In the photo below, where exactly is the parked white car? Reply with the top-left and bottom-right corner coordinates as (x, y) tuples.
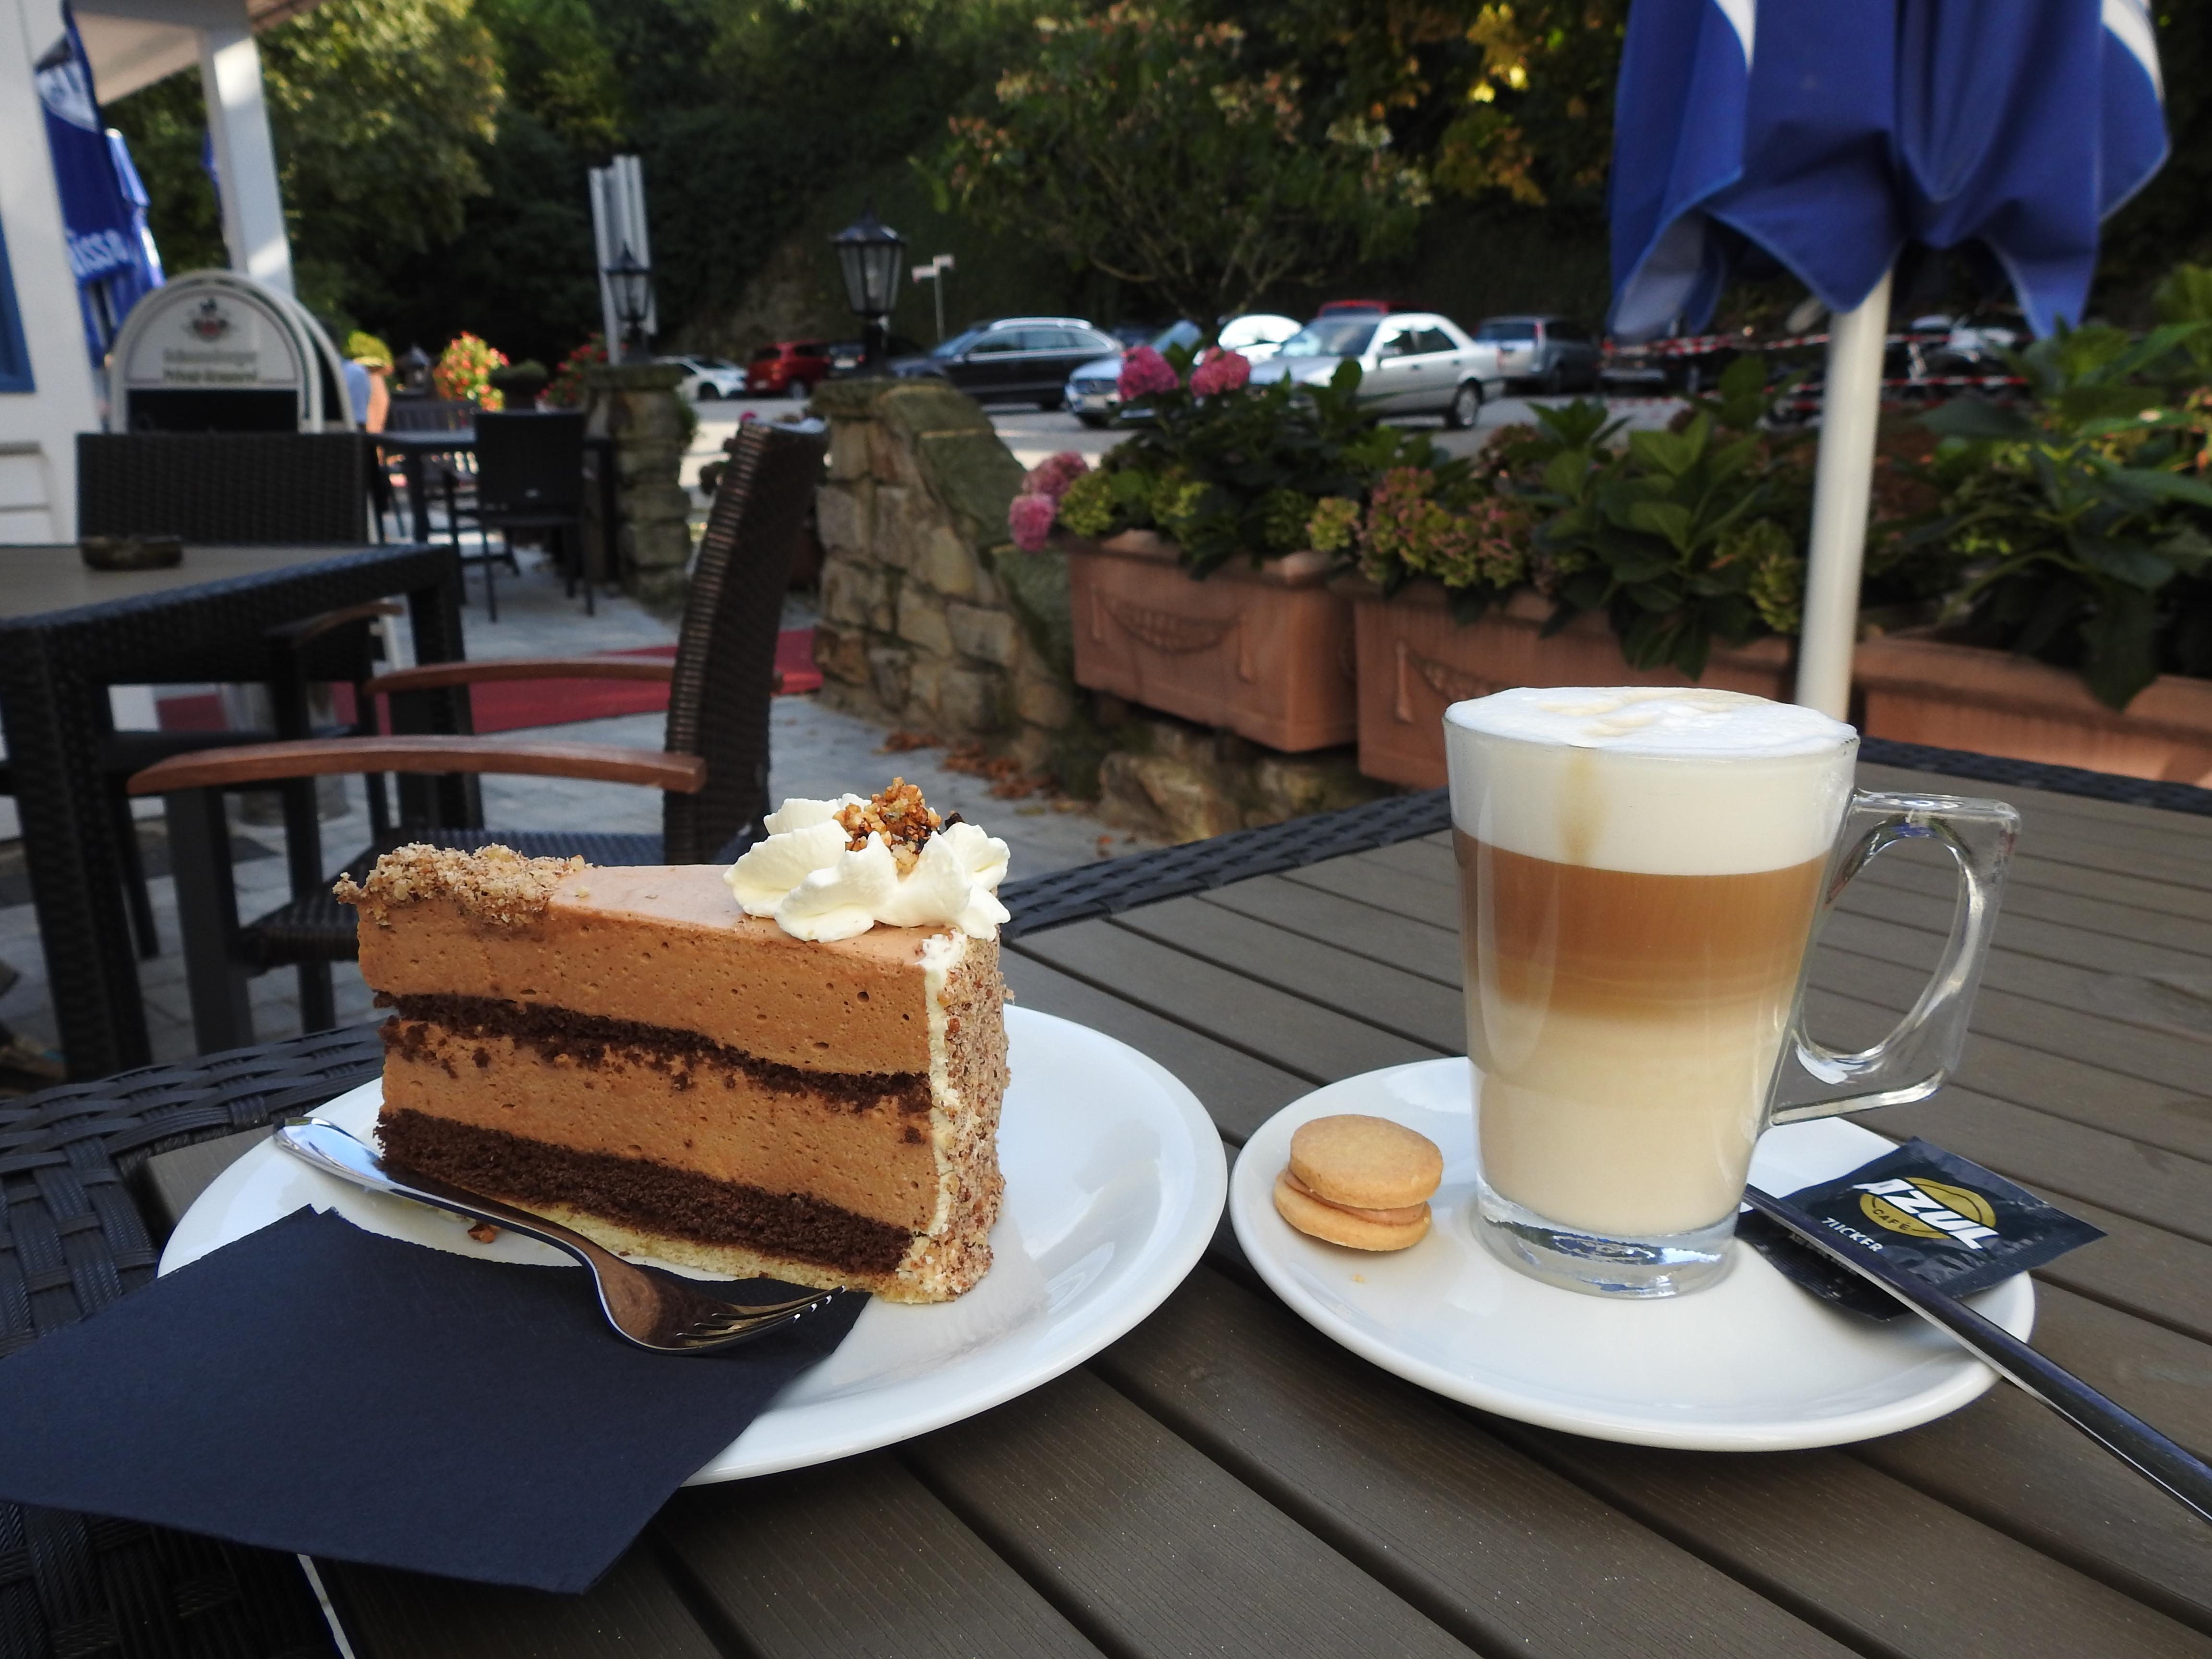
(661, 355), (747, 401)
(1063, 314), (1305, 426)
(1246, 313), (1504, 428)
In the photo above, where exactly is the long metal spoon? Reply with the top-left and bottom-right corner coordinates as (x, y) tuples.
(1743, 1183), (2212, 1524)
(276, 1118), (841, 1353)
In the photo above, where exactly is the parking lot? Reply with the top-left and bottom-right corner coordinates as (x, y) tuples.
(685, 388), (1690, 483)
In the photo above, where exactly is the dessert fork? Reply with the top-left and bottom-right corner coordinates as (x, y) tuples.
(275, 1119), (842, 1353)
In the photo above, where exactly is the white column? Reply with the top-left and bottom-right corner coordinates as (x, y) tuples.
(1793, 267), (1893, 720)
(197, 18), (292, 295)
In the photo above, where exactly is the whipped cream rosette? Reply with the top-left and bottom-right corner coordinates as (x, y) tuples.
(725, 792), (1012, 943)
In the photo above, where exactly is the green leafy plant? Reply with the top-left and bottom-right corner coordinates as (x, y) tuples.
(1063, 353), (1437, 573)
(1525, 357), (1818, 676)
(1900, 321), (2212, 709)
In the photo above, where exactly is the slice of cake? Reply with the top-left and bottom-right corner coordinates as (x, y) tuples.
(336, 783), (1011, 1303)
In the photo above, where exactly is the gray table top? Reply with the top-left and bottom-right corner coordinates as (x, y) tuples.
(0, 543), (399, 622)
(151, 759), (2212, 1657)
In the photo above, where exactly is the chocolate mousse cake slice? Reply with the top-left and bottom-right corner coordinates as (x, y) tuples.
(337, 825), (1009, 1303)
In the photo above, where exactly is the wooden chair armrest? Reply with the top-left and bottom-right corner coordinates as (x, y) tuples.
(128, 737), (703, 796)
(362, 657), (675, 697)
(266, 600), (406, 649)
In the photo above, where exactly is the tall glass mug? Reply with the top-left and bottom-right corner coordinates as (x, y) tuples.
(1446, 687), (2016, 1298)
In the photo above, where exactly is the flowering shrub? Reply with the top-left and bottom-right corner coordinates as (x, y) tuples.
(1359, 468), (1530, 597)
(1117, 346), (1179, 402)
(434, 332), (507, 410)
(543, 335), (607, 409)
(1009, 492), (1059, 552)
(1305, 496), (1361, 554)
(1023, 451), (1090, 500)
(1055, 469), (1120, 537)
(1190, 349), (1251, 397)
(1044, 349), (1435, 572)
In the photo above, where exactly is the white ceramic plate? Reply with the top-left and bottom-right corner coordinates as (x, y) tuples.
(163, 1006), (1227, 1482)
(1230, 1058), (2030, 1451)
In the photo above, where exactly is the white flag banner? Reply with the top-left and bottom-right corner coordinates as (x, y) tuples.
(588, 155), (655, 353)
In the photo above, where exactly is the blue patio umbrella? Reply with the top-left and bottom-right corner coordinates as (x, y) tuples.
(35, 7), (164, 367)
(1606, 0), (2167, 713)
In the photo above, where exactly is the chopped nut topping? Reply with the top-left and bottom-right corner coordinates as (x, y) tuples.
(837, 778), (943, 875)
(466, 1221), (500, 1244)
(334, 843), (583, 927)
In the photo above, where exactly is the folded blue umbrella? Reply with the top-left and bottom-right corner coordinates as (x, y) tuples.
(1610, 0), (2168, 341)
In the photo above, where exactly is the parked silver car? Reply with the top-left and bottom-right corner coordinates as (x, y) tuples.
(661, 354), (748, 401)
(1063, 314), (1304, 427)
(1474, 315), (1602, 394)
(1245, 313), (1504, 427)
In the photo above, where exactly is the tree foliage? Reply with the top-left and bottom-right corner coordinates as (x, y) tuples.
(109, 0), (502, 327)
(936, 4), (1429, 323)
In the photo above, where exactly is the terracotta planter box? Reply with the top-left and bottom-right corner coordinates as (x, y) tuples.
(1856, 632), (2212, 786)
(1063, 531), (1357, 752)
(1344, 579), (1794, 788)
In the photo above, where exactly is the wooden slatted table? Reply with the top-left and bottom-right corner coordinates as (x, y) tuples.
(228, 760), (2212, 1655)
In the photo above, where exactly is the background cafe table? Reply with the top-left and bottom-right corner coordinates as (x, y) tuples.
(379, 428), (621, 578)
(0, 541), (472, 1080)
(14, 745), (2212, 1659)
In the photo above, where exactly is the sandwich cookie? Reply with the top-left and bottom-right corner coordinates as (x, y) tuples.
(1274, 1114), (1443, 1251)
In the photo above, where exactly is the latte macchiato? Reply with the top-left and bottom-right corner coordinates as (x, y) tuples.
(1446, 687), (1857, 1289)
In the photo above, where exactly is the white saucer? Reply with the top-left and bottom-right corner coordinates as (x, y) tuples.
(163, 1006), (1227, 1483)
(1230, 1058), (2029, 1451)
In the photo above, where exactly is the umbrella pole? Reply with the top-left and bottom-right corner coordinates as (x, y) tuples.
(1794, 266), (1894, 719)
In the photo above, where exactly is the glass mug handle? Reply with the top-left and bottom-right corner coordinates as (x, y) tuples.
(1767, 790), (2019, 1125)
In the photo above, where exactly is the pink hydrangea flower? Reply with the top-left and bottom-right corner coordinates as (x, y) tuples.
(1008, 491), (1058, 552)
(1190, 349), (1251, 397)
(1117, 346), (1180, 401)
(1023, 450), (1089, 501)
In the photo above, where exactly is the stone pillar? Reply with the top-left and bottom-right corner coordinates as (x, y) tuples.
(811, 378), (1086, 778)
(584, 362), (692, 606)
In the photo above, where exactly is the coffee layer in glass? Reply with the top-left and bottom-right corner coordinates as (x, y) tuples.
(1446, 687), (1857, 1294)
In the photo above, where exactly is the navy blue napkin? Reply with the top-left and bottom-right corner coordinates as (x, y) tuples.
(0, 1209), (865, 1591)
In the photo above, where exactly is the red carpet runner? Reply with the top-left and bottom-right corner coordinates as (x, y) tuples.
(157, 629), (821, 736)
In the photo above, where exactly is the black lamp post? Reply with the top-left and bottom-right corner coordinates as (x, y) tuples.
(605, 243), (653, 363)
(832, 205), (905, 372)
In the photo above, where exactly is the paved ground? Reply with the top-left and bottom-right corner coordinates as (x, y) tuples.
(0, 554), (1152, 1074)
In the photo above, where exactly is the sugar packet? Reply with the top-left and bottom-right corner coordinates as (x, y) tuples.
(1736, 1139), (2104, 1319)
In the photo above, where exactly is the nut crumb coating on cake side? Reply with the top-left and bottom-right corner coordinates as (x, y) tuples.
(335, 843), (582, 929)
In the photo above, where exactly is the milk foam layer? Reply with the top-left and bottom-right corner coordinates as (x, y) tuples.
(1445, 687), (1856, 875)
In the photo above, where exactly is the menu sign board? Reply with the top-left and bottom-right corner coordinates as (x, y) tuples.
(118, 285), (303, 394)
(107, 271), (351, 432)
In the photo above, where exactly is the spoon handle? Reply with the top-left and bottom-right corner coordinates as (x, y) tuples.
(1743, 1185), (2212, 1526)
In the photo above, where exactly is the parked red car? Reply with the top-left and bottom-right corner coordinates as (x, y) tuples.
(745, 340), (832, 398)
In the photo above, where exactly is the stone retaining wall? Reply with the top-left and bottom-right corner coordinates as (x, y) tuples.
(584, 362), (693, 606)
(810, 378), (1084, 777)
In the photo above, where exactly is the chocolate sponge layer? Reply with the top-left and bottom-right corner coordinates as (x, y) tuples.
(379, 1108), (913, 1275)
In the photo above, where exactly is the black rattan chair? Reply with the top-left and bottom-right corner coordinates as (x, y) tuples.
(441, 411), (587, 620)
(77, 433), (374, 545)
(42, 432), (384, 952)
(128, 421), (828, 1054)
